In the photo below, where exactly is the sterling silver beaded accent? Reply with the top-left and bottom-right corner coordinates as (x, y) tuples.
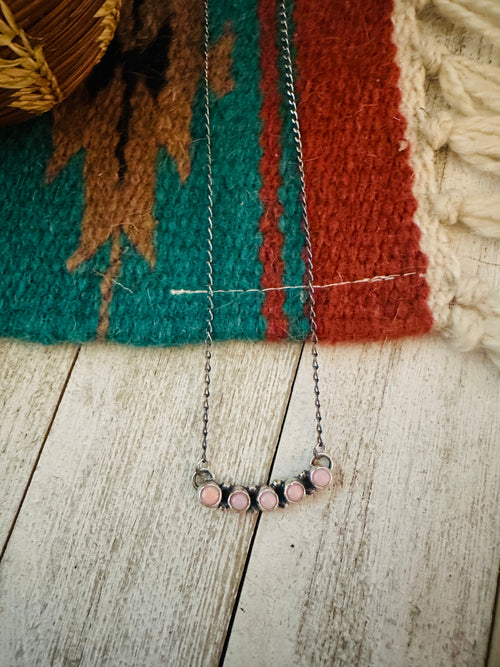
(193, 454), (338, 513)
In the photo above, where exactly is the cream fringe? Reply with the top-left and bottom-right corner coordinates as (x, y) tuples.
(395, 0), (500, 369)
(422, 111), (500, 175)
(432, 191), (500, 239)
(416, 30), (500, 115)
(415, 0), (500, 46)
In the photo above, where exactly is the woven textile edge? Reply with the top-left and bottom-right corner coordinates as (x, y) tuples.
(393, 0), (500, 369)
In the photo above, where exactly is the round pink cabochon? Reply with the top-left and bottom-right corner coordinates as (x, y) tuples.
(311, 467), (332, 488)
(259, 489), (278, 510)
(199, 483), (221, 507)
(285, 481), (305, 502)
(229, 490), (250, 511)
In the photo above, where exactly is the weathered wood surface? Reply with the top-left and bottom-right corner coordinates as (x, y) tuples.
(225, 337), (500, 666)
(0, 342), (77, 552)
(2, 337), (497, 667)
(0, 334), (498, 667)
(0, 342), (301, 666)
(490, 595), (500, 667)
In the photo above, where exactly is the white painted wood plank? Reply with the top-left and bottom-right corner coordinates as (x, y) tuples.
(488, 591), (500, 667)
(224, 336), (500, 666)
(0, 341), (77, 551)
(0, 341), (301, 667)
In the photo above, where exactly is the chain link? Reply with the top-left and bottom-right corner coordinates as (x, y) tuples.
(198, 0), (325, 475)
(278, 0), (325, 454)
(200, 0), (214, 470)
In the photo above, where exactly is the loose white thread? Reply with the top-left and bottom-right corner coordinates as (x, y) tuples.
(169, 271), (424, 296)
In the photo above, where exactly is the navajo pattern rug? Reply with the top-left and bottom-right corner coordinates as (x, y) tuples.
(0, 0), (498, 362)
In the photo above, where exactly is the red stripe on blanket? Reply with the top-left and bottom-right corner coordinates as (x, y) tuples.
(294, 0), (433, 342)
(258, 0), (288, 340)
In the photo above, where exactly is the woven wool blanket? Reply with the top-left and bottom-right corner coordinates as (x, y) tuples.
(0, 0), (499, 365)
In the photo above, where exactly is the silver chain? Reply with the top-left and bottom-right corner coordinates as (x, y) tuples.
(277, 0), (324, 456)
(198, 0), (324, 477)
(200, 0), (214, 469)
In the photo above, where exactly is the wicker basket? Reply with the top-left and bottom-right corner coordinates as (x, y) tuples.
(0, 0), (121, 126)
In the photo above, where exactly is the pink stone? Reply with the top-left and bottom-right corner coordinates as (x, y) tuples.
(199, 483), (221, 508)
(310, 466), (332, 488)
(229, 489), (250, 511)
(258, 488), (278, 511)
(285, 480), (305, 503)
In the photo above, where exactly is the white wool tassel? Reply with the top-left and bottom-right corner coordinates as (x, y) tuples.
(432, 190), (500, 238)
(424, 0), (500, 47)
(449, 307), (500, 368)
(417, 32), (500, 116)
(440, 57), (500, 115)
(447, 277), (500, 369)
(422, 110), (500, 175)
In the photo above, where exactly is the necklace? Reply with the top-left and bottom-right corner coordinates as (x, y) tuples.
(193, 0), (338, 512)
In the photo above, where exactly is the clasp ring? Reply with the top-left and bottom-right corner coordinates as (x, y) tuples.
(311, 452), (332, 469)
(192, 466), (214, 490)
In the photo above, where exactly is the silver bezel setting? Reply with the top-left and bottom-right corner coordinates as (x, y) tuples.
(228, 486), (251, 512)
(198, 481), (222, 508)
(256, 486), (279, 511)
(284, 478), (306, 503)
(308, 465), (333, 489)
